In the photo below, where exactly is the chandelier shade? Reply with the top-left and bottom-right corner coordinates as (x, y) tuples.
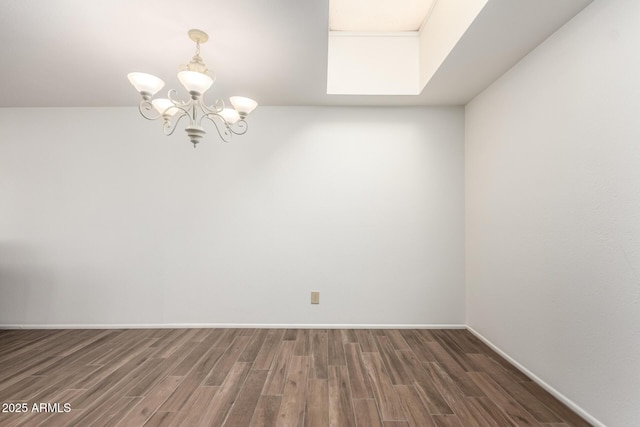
(220, 108), (240, 124)
(128, 29), (257, 147)
(151, 98), (178, 116)
(177, 71), (214, 96)
(230, 96), (259, 118)
(127, 73), (165, 100)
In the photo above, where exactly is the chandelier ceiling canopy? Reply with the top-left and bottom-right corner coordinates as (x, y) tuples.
(128, 29), (257, 147)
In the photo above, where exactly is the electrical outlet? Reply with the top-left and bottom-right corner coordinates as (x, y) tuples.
(311, 291), (320, 304)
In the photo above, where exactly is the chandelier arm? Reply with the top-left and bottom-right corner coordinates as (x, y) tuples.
(228, 119), (248, 136)
(138, 100), (163, 121)
(162, 111), (189, 137)
(201, 113), (233, 142)
(199, 97), (224, 114)
(167, 89), (189, 107)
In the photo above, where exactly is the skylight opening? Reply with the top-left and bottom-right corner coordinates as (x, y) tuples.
(327, 0), (488, 96)
(329, 0), (436, 32)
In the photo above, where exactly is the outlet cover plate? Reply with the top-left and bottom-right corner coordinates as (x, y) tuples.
(311, 291), (320, 304)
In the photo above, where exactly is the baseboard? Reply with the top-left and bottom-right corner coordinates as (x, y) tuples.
(466, 326), (604, 427)
(0, 323), (467, 330)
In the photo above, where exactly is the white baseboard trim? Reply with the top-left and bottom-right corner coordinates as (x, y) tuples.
(466, 326), (604, 427)
(0, 323), (467, 330)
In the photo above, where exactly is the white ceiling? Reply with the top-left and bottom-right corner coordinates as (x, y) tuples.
(0, 0), (593, 108)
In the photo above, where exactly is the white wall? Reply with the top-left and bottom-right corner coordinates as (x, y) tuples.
(0, 106), (465, 327)
(465, 0), (640, 425)
(327, 32), (419, 95)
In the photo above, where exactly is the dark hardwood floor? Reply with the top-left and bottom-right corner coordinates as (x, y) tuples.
(0, 328), (591, 426)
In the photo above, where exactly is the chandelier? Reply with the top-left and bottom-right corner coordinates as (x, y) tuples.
(127, 29), (258, 147)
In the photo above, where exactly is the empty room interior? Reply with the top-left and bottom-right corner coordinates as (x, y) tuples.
(1, 0), (639, 426)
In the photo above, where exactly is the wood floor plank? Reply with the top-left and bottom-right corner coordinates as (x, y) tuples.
(30, 364), (101, 402)
(0, 354), (60, 391)
(420, 362), (504, 427)
(396, 350), (453, 415)
(0, 330), (72, 367)
(305, 378), (329, 427)
(250, 395), (282, 427)
(385, 330), (410, 351)
(400, 330), (437, 362)
(294, 329), (311, 356)
(283, 329), (298, 341)
(395, 385), (437, 427)
(262, 341), (296, 396)
(254, 329), (286, 371)
(355, 329), (379, 353)
(69, 347), (157, 412)
(142, 410), (177, 427)
(383, 421), (410, 427)
(125, 355), (182, 397)
(116, 375), (182, 426)
(467, 353), (563, 423)
(353, 399), (383, 427)
(38, 408), (84, 427)
(376, 336), (413, 385)
(340, 329), (358, 344)
(91, 396), (142, 427)
(0, 376), (47, 401)
(425, 342), (485, 397)
(31, 330), (115, 373)
(239, 329), (269, 363)
(463, 396), (516, 427)
(441, 330), (482, 354)
(203, 335), (251, 386)
(275, 355), (310, 427)
(211, 328), (242, 349)
(191, 328), (213, 342)
(201, 328), (225, 346)
(344, 343), (373, 399)
(462, 333), (532, 383)
(223, 369), (269, 427)
(200, 362), (252, 426)
(153, 328), (198, 358)
(519, 381), (592, 427)
(431, 330), (477, 372)
(188, 345), (227, 382)
(169, 340), (211, 377)
(361, 353), (406, 422)
(327, 329), (346, 366)
(311, 332), (328, 379)
(158, 375), (201, 413)
(328, 365), (356, 427)
(433, 414), (464, 427)
(468, 371), (541, 426)
(173, 386), (219, 427)
(72, 339), (156, 390)
(160, 344), (228, 413)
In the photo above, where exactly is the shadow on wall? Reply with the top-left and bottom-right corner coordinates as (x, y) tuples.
(0, 242), (53, 325)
